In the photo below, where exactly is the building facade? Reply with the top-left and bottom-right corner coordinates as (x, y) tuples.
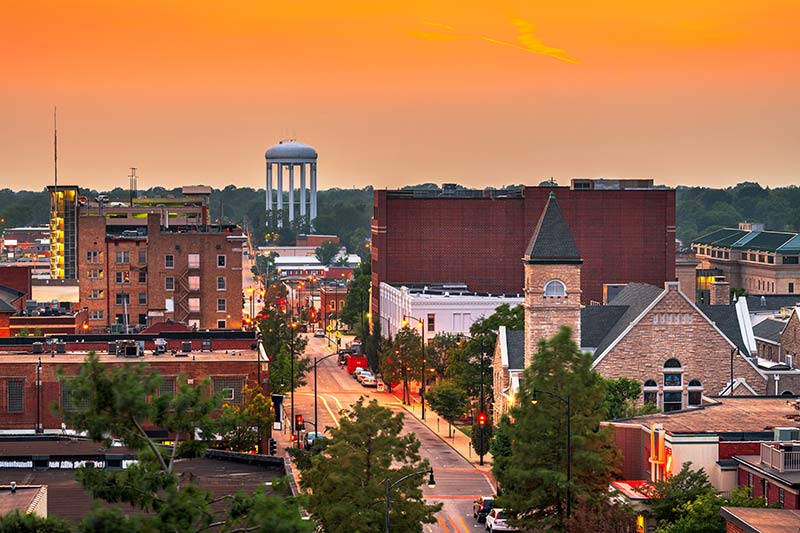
(371, 180), (676, 322)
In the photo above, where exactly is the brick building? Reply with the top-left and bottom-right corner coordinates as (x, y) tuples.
(0, 336), (263, 434)
(320, 285), (349, 329)
(692, 222), (800, 295)
(371, 181), (676, 321)
(79, 212), (244, 332)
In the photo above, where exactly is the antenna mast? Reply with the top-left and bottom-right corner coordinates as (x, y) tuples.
(129, 167), (138, 204)
(53, 107), (58, 189)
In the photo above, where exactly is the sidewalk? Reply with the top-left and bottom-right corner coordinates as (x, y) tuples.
(391, 390), (494, 473)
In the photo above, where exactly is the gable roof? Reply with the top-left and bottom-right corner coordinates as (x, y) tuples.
(745, 295), (800, 312)
(581, 305), (628, 348)
(0, 298), (17, 314)
(523, 192), (582, 264)
(591, 283), (664, 356)
(752, 318), (787, 343)
(506, 330), (525, 370)
(697, 304), (750, 354)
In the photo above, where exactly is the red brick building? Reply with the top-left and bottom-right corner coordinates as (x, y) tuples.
(0, 265), (32, 310)
(79, 213), (244, 332)
(371, 181), (676, 320)
(320, 285), (349, 329)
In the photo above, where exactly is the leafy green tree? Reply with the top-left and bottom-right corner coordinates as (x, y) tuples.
(643, 462), (716, 525)
(426, 380), (469, 437)
(566, 496), (636, 533)
(56, 352), (310, 532)
(302, 398), (441, 532)
(340, 260), (370, 330)
(471, 413), (493, 456)
(215, 383), (273, 452)
(657, 486), (771, 533)
(379, 326), (424, 404)
(0, 511), (72, 532)
(314, 240), (340, 266)
(494, 326), (620, 532)
(259, 310), (310, 395)
(603, 377), (659, 420)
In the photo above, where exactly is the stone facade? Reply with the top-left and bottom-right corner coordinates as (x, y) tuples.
(782, 310), (800, 363)
(523, 263), (581, 367)
(593, 283), (767, 404)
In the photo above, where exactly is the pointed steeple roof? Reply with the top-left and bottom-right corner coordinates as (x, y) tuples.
(524, 192), (582, 264)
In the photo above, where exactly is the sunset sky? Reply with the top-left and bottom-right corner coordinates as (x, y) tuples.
(2, 0), (798, 191)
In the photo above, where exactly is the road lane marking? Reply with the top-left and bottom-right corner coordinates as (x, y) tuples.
(319, 395), (340, 428)
(437, 517), (450, 533)
(456, 515), (470, 533)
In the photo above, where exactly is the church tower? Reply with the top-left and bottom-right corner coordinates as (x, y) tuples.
(523, 192), (583, 366)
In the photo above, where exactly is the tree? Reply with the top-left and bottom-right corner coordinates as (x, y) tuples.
(426, 381), (469, 437)
(56, 352), (310, 532)
(656, 485), (772, 533)
(643, 462), (716, 525)
(259, 310), (311, 395)
(379, 326), (424, 405)
(302, 398), (441, 532)
(340, 260), (370, 330)
(314, 240), (340, 267)
(471, 413), (493, 456)
(0, 511), (72, 532)
(494, 326), (620, 532)
(215, 383), (273, 452)
(603, 377), (659, 420)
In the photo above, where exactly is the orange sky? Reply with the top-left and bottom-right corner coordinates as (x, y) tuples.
(1, 0), (798, 191)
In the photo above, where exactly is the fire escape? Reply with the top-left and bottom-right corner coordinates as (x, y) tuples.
(174, 258), (201, 326)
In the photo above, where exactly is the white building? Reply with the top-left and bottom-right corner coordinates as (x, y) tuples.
(379, 282), (523, 339)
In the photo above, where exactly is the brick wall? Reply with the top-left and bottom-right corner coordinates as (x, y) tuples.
(594, 284), (767, 401)
(0, 358), (261, 432)
(0, 266), (32, 309)
(782, 311), (800, 364)
(371, 187), (676, 320)
(524, 263), (581, 367)
(612, 424), (650, 480)
(719, 442), (762, 460)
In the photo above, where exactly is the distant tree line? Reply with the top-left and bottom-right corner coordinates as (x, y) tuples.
(4, 182), (800, 252)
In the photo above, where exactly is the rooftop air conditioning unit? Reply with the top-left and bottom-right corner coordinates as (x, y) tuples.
(774, 427), (800, 441)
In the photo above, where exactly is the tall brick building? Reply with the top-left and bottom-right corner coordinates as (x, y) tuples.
(371, 181), (675, 321)
(77, 190), (244, 332)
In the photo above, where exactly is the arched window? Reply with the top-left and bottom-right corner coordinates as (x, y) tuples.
(664, 358), (682, 369)
(544, 280), (567, 297)
(643, 380), (658, 405)
(662, 359), (683, 411)
(688, 379), (703, 406)
(781, 390), (795, 397)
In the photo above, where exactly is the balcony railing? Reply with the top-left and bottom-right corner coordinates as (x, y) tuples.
(760, 442), (800, 472)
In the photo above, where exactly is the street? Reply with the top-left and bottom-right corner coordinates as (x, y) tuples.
(289, 334), (495, 533)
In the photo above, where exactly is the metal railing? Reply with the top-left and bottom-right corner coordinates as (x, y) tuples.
(760, 442), (800, 472)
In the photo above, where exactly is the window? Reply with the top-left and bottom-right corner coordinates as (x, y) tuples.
(747, 472), (753, 488)
(138, 313), (147, 325)
(784, 256), (799, 265)
(189, 254), (200, 269)
(139, 270), (147, 283)
(189, 298), (200, 312)
(217, 319), (227, 328)
(115, 271), (130, 284)
(138, 292), (147, 306)
(663, 359), (683, 388)
(217, 255), (226, 268)
(89, 310), (105, 320)
(115, 293), (130, 306)
(544, 279), (567, 297)
(86, 250), (103, 264)
(115, 313), (129, 325)
(213, 378), (243, 404)
(427, 313), (435, 332)
(165, 254), (174, 269)
(217, 276), (226, 290)
(159, 378), (175, 397)
(61, 381), (89, 413)
(165, 277), (174, 291)
(7, 380), (23, 413)
(217, 298), (227, 312)
(115, 251), (130, 264)
(762, 479), (768, 498)
(768, 255), (775, 264)
(643, 379), (658, 405)
(138, 250), (147, 264)
(688, 379), (703, 406)
(664, 373), (682, 387)
(779, 487), (785, 507)
(88, 269), (103, 279)
(663, 391), (683, 412)
(188, 276), (200, 291)
(89, 289), (105, 300)
(790, 283), (795, 294)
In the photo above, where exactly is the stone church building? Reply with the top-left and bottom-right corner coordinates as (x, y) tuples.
(494, 193), (800, 421)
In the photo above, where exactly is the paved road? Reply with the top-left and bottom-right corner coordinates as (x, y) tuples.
(291, 335), (495, 533)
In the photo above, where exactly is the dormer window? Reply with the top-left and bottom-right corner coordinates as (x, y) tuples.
(544, 280), (567, 297)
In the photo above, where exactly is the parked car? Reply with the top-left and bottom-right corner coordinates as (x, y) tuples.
(361, 375), (377, 387)
(305, 431), (325, 449)
(485, 509), (518, 532)
(473, 496), (495, 522)
(314, 329), (325, 338)
(353, 367), (370, 380)
(356, 371), (374, 384)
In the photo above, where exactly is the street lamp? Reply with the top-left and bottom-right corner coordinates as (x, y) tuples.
(403, 315), (426, 420)
(385, 468), (435, 532)
(729, 346), (740, 396)
(478, 337), (487, 466)
(290, 321), (298, 446)
(532, 388), (572, 519)
(36, 358), (42, 434)
(313, 352), (338, 437)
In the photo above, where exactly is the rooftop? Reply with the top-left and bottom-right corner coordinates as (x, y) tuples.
(0, 349), (258, 364)
(0, 485), (47, 517)
(617, 397), (800, 435)
(753, 318), (787, 343)
(721, 507), (800, 533)
(524, 192), (582, 264)
(693, 227), (800, 253)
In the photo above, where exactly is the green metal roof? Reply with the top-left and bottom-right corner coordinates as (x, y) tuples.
(730, 231), (796, 252)
(692, 228), (748, 247)
(777, 235), (800, 254)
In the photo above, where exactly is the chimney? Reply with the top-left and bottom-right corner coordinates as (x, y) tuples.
(710, 280), (731, 306)
(675, 256), (700, 302)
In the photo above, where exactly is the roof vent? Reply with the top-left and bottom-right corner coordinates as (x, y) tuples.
(761, 296), (767, 307)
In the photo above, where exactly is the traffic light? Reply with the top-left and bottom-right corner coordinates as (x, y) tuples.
(477, 412), (488, 426)
(294, 414), (304, 432)
(268, 438), (277, 455)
